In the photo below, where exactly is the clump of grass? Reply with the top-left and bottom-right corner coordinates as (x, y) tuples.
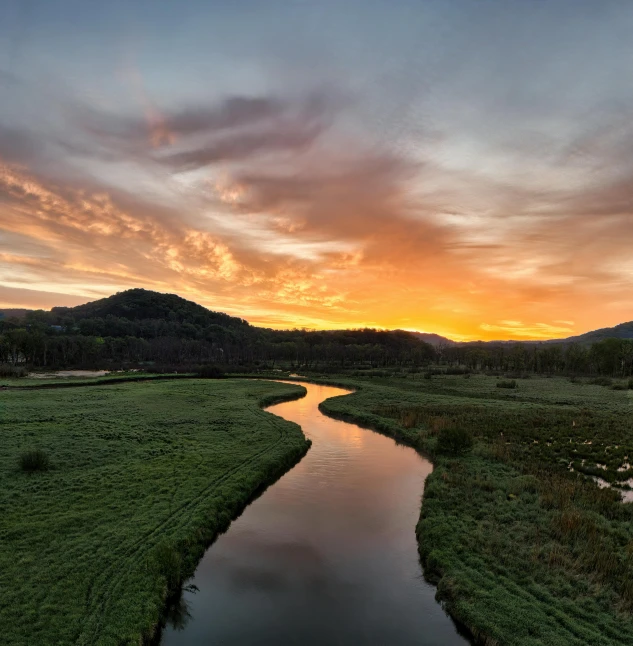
(436, 426), (473, 456)
(19, 449), (51, 473)
(497, 379), (517, 389)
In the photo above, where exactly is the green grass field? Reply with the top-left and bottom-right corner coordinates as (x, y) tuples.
(0, 378), (308, 645)
(318, 373), (633, 645)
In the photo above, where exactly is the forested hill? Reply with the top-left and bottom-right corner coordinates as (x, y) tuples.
(553, 321), (633, 345)
(51, 288), (249, 331)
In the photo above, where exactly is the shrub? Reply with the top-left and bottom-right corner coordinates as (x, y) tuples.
(19, 449), (51, 473)
(628, 378), (633, 390)
(497, 379), (517, 389)
(436, 426), (473, 456)
(196, 364), (225, 379)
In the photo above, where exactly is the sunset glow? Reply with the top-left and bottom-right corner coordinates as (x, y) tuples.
(1, 1), (632, 340)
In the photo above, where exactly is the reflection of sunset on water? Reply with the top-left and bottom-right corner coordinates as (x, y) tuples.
(162, 382), (466, 645)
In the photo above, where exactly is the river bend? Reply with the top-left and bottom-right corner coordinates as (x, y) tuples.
(162, 382), (467, 645)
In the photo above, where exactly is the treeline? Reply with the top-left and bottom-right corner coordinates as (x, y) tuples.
(0, 327), (435, 371)
(0, 289), (631, 377)
(442, 338), (633, 377)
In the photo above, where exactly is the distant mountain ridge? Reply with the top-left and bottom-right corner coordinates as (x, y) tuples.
(548, 321), (633, 345)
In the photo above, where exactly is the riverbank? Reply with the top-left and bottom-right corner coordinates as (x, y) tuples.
(1, 379), (309, 645)
(313, 373), (633, 645)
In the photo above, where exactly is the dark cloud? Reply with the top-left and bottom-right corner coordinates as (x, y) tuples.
(69, 91), (340, 167)
(166, 97), (285, 135)
(159, 120), (325, 171)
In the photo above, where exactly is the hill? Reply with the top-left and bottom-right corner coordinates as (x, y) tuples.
(549, 321), (633, 345)
(51, 288), (250, 331)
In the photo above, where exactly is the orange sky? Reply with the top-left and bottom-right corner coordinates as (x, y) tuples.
(1, 3), (633, 341)
(2, 152), (631, 341)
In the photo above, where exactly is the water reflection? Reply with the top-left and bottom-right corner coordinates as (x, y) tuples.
(164, 585), (197, 632)
(162, 383), (468, 645)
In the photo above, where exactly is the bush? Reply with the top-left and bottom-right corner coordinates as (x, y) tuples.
(436, 427), (473, 456)
(19, 450), (51, 473)
(497, 379), (517, 389)
(196, 364), (225, 379)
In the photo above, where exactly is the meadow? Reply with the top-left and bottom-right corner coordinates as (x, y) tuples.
(317, 372), (633, 645)
(0, 378), (309, 645)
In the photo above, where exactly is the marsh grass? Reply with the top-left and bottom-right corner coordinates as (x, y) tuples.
(318, 372), (633, 645)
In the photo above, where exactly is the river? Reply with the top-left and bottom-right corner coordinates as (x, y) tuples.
(162, 382), (468, 645)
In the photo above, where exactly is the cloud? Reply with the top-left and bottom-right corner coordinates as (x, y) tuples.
(2, 64), (633, 340)
(69, 91), (339, 168)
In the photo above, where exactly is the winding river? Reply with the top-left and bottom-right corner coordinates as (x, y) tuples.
(162, 382), (468, 645)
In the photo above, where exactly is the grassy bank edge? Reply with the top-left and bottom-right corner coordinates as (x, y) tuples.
(141, 380), (312, 645)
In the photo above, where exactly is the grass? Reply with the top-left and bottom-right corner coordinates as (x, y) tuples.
(0, 378), (309, 645)
(0, 371), (194, 388)
(314, 372), (633, 645)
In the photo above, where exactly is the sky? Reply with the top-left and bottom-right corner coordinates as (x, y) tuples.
(1, 0), (632, 340)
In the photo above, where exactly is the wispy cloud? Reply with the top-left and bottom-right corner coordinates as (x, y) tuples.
(1, 1), (633, 337)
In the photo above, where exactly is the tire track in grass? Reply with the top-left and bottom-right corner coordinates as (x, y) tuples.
(76, 393), (303, 644)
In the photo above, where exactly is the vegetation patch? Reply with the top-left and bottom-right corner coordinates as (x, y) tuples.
(317, 373), (633, 646)
(18, 449), (51, 473)
(436, 427), (473, 456)
(0, 378), (308, 645)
